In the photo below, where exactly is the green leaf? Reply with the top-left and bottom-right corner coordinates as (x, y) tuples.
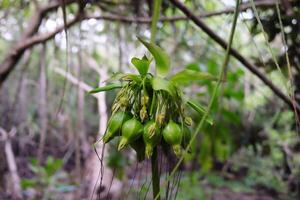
(187, 100), (213, 125)
(21, 179), (37, 189)
(170, 69), (218, 84)
(138, 37), (170, 77)
(186, 62), (200, 71)
(89, 84), (122, 94)
(30, 158), (38, 166)
(151, 77), (176, 96)
(131, 55), (151, 76)
(45, 157), (63, 176)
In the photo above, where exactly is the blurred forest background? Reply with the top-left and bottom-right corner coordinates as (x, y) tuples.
(0, 0), (300, 199)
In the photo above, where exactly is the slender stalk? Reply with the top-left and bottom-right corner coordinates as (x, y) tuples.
(151, 147), (160, 200)
(275, 1), (300, 131)
(150, 0), (162, 43)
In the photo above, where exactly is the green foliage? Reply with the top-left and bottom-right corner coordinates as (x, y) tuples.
(1, 0), (10, 8)
(21, 156), (76, 197)
(92, 38), (214, 160)
(89, 83), (122, 94)
(187, 100), (213, 125)
(170, 69), (218, 84)
(131, 55), (151, 76)
(151, 77), (176, 97)
(138, 37), (170, 77)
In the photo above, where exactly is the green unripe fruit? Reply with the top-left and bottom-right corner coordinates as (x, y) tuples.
(182, 125), (192, 153)
(162, 120), (182, 156)
(143, 121), (161, 158)
(118, 118), (143, 150)
(130, 138), (145, 162)
(102, 112), (131, 143)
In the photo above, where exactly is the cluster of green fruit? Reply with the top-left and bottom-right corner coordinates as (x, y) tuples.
(90, 38), (214, 161)
(101, 73), (192, 161)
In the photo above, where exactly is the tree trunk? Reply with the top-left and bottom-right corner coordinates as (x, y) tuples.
(0, 127), (22, 200)
(37, 44), (48, 164)
(73, 41), (85, 199)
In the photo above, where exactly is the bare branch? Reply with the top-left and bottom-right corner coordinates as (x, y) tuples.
(53, 67), (97, 97)
(87, 0), (277, 24)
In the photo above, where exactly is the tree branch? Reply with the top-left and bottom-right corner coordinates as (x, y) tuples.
(88, 0), (277, 24)
(53, 67), (97, 97)
(0, 0), (277, 86)
(169, 0), (300, 113)
(0, 0), (76, 87)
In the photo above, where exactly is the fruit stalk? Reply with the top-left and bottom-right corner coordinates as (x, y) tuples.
(151, 147), (160, 200)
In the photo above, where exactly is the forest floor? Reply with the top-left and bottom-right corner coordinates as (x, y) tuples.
(206, 187), (280, 200)
(1, 136), (297, 200)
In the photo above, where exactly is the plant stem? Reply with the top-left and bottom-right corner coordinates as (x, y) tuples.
(150, 0), (162, 43)
(151, 147), (160, 200)
(150, 0), (162, 199)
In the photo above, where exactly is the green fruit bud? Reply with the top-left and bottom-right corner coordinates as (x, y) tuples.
(102, 112), (131, 143)
(162, 120), (182, 156)
(143, 120), (161, 158)
(118, 118), (143, 150)
(184, 117), (193, 126)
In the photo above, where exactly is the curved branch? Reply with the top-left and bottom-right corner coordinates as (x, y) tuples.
(88, 0), (277, 24)
(0, 0), (76, 87)
(169, 0), (300, 113)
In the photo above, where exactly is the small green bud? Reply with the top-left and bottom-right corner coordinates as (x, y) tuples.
(112, 102), (120, 113)
(140, 106), (148, 122)
(148, 123), (157, 138)
(156, 114), (165, 127)
(184, 117), (193, 126)
(143, 120), (161, 158)
(141, 95), (149, 106)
